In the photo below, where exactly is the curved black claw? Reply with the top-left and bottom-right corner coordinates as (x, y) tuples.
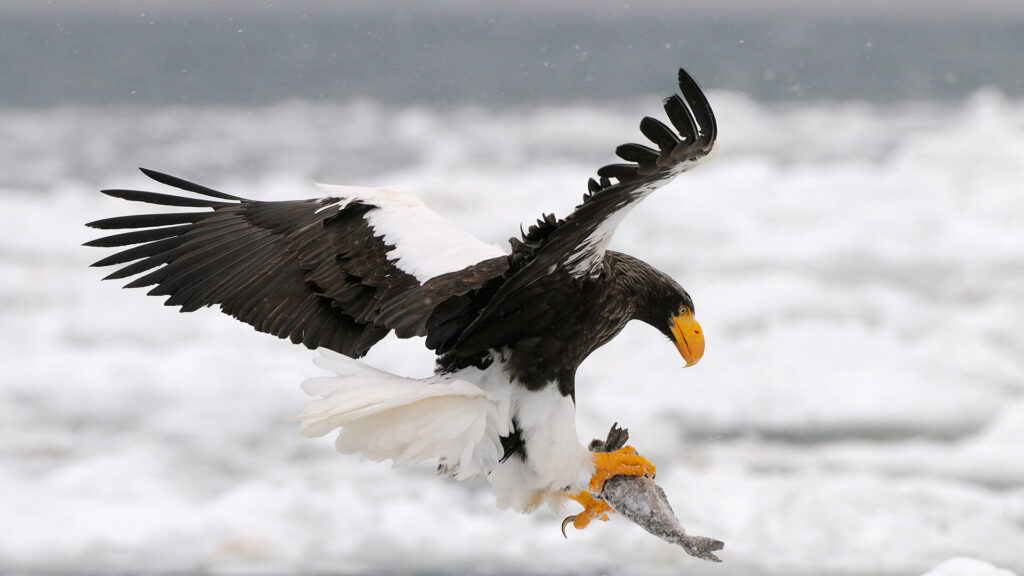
(561, 515), (576, 538)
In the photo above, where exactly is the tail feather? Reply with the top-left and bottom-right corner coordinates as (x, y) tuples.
(298, 349), (505, 479)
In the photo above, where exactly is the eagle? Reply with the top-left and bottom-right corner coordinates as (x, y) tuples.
(87, 68), (716, 530)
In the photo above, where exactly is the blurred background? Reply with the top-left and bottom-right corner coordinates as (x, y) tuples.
(2, 1), (1023, 575)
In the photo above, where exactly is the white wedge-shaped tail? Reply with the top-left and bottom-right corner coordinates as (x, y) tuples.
(298, 349), (506, 479)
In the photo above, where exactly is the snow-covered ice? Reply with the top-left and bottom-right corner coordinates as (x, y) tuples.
(1, 91), (1022, 575)
(923, 558), (1019, 576)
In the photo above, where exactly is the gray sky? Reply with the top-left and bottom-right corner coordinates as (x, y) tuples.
(13, 0), (1024, 18)
(7, 0), (1023, 105)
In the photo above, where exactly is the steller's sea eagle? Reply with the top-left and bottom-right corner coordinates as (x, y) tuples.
(87, 68), (716, 530)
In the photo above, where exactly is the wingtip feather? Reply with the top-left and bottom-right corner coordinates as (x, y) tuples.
(138, 167), (243, 201)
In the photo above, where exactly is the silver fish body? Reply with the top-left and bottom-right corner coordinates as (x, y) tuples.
(601, 474), (724, 562)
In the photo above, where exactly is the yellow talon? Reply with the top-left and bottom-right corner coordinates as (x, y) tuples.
(561, 445), (657, 535)
(563, 490), (613, 534)
(588, 445), (656, 494)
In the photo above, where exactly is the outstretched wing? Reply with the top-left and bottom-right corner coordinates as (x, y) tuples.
(86, 169), (505, 357)
(441, 68), (717, 353)
(521, 68), (716, 279)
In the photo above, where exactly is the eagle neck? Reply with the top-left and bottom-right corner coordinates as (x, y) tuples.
(606, 250), (684, 329)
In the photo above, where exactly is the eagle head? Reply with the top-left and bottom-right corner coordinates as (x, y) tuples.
(667, 299), (704, 367)
(637, 282), (704, 367)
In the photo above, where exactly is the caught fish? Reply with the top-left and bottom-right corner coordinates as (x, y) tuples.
(573, 424), (725, 562)
(600, 474), (724, 562)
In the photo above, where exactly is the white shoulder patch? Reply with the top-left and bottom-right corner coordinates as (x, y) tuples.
(315, 183), (506, 282)
(564, 204), (635, 277)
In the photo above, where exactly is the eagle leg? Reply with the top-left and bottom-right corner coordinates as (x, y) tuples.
(562, 491), (613, 535)
(588, 445), (656, 494)
(561, 445), (658, 535)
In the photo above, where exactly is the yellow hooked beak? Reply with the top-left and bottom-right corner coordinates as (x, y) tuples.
(670, 312), (704, 367)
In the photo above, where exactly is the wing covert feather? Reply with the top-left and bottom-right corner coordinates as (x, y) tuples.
(87, 170), (507, 357)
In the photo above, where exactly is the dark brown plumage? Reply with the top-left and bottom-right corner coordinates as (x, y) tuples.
(87, 67), (715, 402)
